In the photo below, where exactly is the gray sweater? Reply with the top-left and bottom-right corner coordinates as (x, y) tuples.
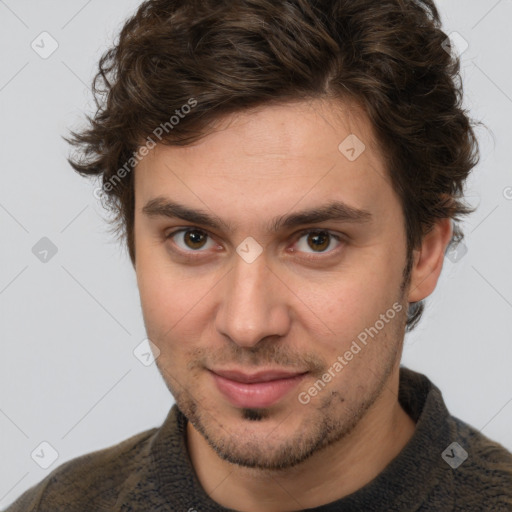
(5, 366), (512, 511)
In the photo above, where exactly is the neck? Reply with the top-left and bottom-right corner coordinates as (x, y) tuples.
(186, 370), (416, 512)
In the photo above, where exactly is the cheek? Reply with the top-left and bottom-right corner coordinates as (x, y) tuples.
(136, 245), (181, 330)
(311, 260), (404, 345)
(136, 248), (218, 344)
(138, 270), (192, 329)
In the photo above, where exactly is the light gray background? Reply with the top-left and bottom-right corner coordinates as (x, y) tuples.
(1, 0), (511, 507)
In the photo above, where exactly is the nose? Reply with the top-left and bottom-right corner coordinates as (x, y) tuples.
(214, 251), (291, 349)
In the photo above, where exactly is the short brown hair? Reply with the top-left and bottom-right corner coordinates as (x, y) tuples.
(65, 0), (481, 330)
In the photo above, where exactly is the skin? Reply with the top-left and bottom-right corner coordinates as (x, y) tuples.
(133, 98), (453, 512)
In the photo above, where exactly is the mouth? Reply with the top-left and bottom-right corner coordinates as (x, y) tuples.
(208, 368), (309, 409)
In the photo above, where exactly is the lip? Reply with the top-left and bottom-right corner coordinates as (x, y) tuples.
(209, 368), (308, 408)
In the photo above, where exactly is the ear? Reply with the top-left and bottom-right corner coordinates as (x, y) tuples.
(408, 218), (453, 303)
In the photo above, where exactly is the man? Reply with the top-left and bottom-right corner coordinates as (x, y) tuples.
(6, 0), (512, 510)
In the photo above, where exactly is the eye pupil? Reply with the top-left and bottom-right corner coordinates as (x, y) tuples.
(185, 230), (207, 249)
(307, 231), (330, 252)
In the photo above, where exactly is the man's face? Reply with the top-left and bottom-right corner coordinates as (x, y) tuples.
(134, 99), (411, 470)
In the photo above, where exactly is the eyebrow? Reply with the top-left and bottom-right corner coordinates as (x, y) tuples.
(142, 197), (372, 233)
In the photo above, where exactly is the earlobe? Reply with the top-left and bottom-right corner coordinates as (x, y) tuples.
(407, 218), (453, 303)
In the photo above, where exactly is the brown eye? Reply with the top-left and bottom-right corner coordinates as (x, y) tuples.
(166, 228), (216, 253)
(306, 231), (330, 252)
(294, 230), (342, 255)
(183, 229), (208, 250)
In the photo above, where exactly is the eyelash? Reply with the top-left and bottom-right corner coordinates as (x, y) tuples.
(164, 227), (345, 260)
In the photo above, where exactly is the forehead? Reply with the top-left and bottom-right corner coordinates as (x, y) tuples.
(134, 98), (397, 229)
(149, 99), (381, 162)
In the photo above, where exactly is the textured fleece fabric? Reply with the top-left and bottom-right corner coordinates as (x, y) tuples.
(5, 366), (512, 511)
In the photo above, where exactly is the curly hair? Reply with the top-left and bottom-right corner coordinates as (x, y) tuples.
(64, 0), (481, 330)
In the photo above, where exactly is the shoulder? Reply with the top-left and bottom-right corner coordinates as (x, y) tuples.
(448, 415), (512, 510)
(401, 366), (512, 511)
(4, 427), (159, 512)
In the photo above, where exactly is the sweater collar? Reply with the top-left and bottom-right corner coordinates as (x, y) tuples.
(150, 366), (454, 511)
